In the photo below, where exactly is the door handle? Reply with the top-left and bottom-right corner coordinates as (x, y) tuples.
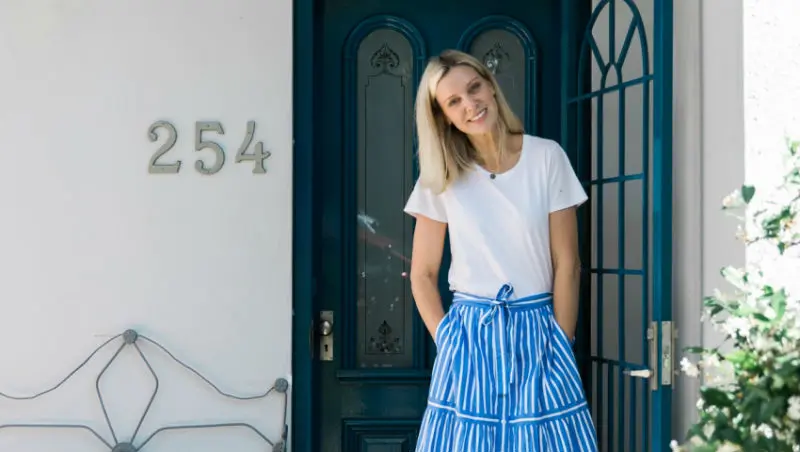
(623, 368), (653, 379)
(319, 311), (334, 361)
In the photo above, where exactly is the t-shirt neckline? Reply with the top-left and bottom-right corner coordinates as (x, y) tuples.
(474, 134), (527, 180)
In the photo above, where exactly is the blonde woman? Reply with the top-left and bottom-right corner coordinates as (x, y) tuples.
(404, 49), (598, 451)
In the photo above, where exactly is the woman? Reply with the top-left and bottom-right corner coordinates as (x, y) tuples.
(404, 49), (599, 451)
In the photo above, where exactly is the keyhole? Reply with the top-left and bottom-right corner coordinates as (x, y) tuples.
(325, 344), (329, 353)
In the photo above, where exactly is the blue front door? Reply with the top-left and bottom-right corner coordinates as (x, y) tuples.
(296, 0), (674, 450)
(313, 1), (562, 450)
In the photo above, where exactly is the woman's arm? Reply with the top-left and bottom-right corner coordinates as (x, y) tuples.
(549, 206), (581, 340)
(409, 215), (448, 339)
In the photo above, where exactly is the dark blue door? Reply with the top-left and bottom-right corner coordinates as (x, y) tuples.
(313, 1), (566, 450)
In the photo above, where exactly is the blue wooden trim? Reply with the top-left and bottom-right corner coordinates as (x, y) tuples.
(652, 0), (674, 449)
(340, 15), (428, 373)
(560, 0), (570, 153)
(457, 16), (539, 134)
(561, 0), (594, 410)
(292, 0), (314, 450)
(342, 418), (421, 452)
(337, 368), (432, 384)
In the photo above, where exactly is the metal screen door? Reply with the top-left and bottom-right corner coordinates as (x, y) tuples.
(561, 0), (674, 451)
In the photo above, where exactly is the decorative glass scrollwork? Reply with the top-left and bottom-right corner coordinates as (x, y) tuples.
(370, 43), (400, 72)
(369, 321), (402, 354)
(483, 42), (510, 74)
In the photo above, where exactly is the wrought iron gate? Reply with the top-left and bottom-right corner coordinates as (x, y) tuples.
(561, 0), (673, 450)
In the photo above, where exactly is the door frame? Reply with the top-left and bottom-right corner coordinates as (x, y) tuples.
(291, 0), (675, 451)
(292, 0), (316, 451)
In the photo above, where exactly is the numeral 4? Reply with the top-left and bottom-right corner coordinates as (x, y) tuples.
(235, 120), (271, 174)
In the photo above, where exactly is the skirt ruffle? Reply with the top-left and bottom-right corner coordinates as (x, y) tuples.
(415, 291), (598, 452)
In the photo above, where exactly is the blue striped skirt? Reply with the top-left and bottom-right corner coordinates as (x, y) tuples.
(415, 284), (598, 452)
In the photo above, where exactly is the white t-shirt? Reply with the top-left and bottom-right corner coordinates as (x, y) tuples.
(403, 135), (588, 299)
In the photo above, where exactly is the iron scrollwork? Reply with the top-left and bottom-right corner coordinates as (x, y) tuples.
(0, 329), (289, 452)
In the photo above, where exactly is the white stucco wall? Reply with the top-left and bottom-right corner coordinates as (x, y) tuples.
(0, 2), (293, 451)
(672, 0), (706, 441)
(674, 0), (748, 441)
(743, 0), (800, 292)
(673, 0), (800, 442)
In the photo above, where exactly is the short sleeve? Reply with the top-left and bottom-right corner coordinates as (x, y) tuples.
(404, 180), (448, 223)
(548, 143), (588, 213)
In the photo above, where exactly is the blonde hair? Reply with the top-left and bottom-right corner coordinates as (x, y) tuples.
(414, 49), (523, 193)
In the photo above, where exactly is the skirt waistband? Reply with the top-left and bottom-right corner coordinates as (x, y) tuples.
(452, 283), (552, 311)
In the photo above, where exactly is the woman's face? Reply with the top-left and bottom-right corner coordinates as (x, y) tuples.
(434, 65), (497, 136)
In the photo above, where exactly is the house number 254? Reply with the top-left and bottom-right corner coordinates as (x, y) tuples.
(147, 120), (271, 175)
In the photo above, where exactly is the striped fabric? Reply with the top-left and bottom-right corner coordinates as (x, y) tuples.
(415, 284), (598, 452)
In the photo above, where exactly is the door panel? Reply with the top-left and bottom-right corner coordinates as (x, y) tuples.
(458, 17), (540, 134)
(560, 0), (674, 450)
(351, 25), (418, 371)
(315, 1), (559, 451)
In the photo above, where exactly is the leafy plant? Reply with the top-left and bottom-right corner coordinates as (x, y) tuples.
(671, 139), (800, 452)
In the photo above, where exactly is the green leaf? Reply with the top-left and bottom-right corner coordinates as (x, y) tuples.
(742, 185), (756, 203)
(701, 387), (733, 407)
(766, 288), (788, 321)
(752, 313), (770, 322)
(703, 296), (722, 307)
(760, 395), (784, 421)
(693, 445), (719, 452)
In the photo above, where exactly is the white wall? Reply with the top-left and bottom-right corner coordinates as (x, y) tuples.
(673, 1), (800, 442)
(742, 0), (800, 293)
(0, 1), (293, 451)
(672, 0), (748, 440)
(672, 0), (706, 441)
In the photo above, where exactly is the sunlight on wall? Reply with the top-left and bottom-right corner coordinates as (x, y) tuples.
(743, 0), (800, 296)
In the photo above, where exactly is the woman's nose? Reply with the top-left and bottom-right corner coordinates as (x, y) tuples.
(464, 98), (477, 114)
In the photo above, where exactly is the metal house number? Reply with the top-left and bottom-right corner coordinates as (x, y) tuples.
(148, 120), (271, 175)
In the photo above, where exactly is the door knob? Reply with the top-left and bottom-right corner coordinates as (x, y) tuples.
(319, 319), (333, 336)
(319, 311), (334, 361)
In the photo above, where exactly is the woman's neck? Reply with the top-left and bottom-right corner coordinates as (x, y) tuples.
(470, 130), (502, 167)
(470, 131), (522, 173)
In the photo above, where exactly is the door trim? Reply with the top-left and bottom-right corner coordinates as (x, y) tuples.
(292, 0), (315, 451)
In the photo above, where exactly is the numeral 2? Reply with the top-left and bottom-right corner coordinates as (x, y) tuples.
(148, 121), (180, 174)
